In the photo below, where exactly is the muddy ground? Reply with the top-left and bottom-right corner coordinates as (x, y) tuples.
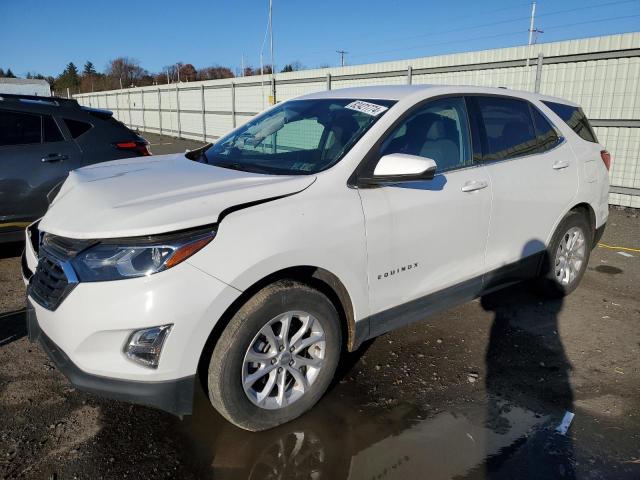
(1, 136), (638, 479)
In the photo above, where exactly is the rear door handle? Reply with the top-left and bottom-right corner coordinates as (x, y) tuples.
(41, 154), (68, 163)
(461, 180), (488, 192)
(552, 159), (570, 170)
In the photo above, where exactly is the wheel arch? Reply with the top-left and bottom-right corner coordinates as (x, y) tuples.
(196, 265), (357, 390)
(547, 201), (597, 249)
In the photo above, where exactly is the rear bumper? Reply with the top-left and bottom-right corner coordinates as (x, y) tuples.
(27, 303), (195, 416)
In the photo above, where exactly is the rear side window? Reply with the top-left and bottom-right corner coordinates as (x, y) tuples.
(64, 118), (93, 138)
(474, 96), (538, 161)
(43, 116), (64, 143)
(530, 106), (561, 152)
(0, 110), (41, 146)
(542, 101), (598, 143)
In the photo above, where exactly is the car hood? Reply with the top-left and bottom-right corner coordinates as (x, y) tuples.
(39, 154), (316, 239)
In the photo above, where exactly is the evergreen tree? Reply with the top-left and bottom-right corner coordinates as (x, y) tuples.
(56, 62), (81, 92)
(83, 61), (97, 76)
(5, 68), (16, 78)
(0, 68), (5, 78)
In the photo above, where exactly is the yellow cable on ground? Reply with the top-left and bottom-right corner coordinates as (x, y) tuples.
(598, 243), (640, 253)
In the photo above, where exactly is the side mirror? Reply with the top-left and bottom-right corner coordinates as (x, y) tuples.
(359, 153), (437, 187)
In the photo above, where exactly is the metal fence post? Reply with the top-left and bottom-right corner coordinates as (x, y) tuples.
(127, 90), (132, 127)
(407, 66), (413, 85)
(271, 77), (276, 104)
(231, 82), (236, 128)
(141, 88), (146, 133)
(326, 73), (332, 90)
(158, 88), (162, 137)
(201, 84), (206, 142)
(534, 53), (544, 93)
(176, 83), (182, 138)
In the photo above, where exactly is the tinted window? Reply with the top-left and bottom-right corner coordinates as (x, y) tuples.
(530, 106), (561, 152)
(380, 97), (471, 172)
(43, 116), (64, 143)
(64, 118), (92, 138)
(542, 101), (598, 143)
(475, 96), (538, 161)
(0, 110), (41, 146)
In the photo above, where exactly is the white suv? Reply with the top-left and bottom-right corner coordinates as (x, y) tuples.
(22, 86), (610, 431)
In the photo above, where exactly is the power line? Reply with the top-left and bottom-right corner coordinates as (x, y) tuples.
(288, 0), (638, 62)
(348, 13), (640, 61)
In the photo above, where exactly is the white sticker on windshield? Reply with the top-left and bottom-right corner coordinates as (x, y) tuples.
(344, 100), (389, 116)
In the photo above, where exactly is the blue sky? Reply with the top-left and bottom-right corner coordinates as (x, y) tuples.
(1, 0), (638, 77)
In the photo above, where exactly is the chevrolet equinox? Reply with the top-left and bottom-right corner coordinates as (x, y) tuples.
(22, 85), (610, 431)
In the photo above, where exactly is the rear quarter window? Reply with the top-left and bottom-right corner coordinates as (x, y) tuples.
(64, 118), (93, 138)
(542, 101), (598, 143)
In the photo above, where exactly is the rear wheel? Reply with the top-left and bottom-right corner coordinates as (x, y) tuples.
(208, 280), (342, 431)
(538, 210), (592, 297)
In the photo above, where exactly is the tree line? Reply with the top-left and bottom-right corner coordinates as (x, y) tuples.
(2, 57), (306, 95)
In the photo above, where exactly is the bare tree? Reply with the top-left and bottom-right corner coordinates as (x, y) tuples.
(106, 57), (148, 88)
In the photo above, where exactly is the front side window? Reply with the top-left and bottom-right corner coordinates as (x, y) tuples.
(0, 110), (41, 146)
(379, 97), (472, 173)
(205, 98), (396, 175)
(474, 96), (538, 161)
(542, 101), (598, 143)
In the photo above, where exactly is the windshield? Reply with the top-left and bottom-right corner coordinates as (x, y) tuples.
(204, 98), (396, 175)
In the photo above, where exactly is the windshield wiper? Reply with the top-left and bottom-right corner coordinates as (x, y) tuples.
(213, 161), (272, 174)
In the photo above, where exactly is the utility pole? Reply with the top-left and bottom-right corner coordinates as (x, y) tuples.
(336, 49), (348, 67)
(241, 54), (245, 77)
(269, 0), (275, 103)
(526, 1), (536, 67)
(176, 63), (180, 83)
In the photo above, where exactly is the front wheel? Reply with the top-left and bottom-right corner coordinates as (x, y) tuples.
(207, 280), (342, 431)
(538, 210), (592, 297)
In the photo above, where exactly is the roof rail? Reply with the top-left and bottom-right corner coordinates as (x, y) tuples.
(0, 93), (79, 107)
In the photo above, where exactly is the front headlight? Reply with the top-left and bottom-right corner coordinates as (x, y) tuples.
(71, 230), (215, 282)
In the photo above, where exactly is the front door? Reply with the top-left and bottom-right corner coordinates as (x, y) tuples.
(357, 97), (492, 334)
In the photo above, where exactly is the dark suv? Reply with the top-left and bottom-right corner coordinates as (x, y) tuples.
(0, 94), (150, 243)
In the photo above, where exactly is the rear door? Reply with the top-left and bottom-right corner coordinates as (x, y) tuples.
(0, 109), (82, 228)
(467, 95), (579, 285)
(358, 96), (492, 332)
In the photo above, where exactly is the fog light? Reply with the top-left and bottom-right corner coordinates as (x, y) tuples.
(124, 325), (172, 368)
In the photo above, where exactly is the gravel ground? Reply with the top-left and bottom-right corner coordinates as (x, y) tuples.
(1, 138), (638, 479)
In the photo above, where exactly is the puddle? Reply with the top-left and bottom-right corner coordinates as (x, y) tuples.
(594, 265), (623, 275)
(175, 387), (552, 480)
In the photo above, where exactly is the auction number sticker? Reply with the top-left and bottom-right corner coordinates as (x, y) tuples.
(345, 100), (389, 116)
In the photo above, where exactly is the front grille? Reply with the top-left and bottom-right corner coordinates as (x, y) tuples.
(29, 249), (77, 311)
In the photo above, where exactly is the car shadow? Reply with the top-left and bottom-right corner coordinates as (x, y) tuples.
(479, 240), (576, 479)
(0, 241), (23, 260)
(0, 310), (27, 347)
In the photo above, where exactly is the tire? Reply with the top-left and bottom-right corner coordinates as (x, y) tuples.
(207, 280), (342, 431)
(538, 210), (592, 297)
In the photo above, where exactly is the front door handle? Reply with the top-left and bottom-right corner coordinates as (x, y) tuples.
(461, 180), (488, 192)
(553, 159), (570, 170)
(41, 154), (68, 163)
